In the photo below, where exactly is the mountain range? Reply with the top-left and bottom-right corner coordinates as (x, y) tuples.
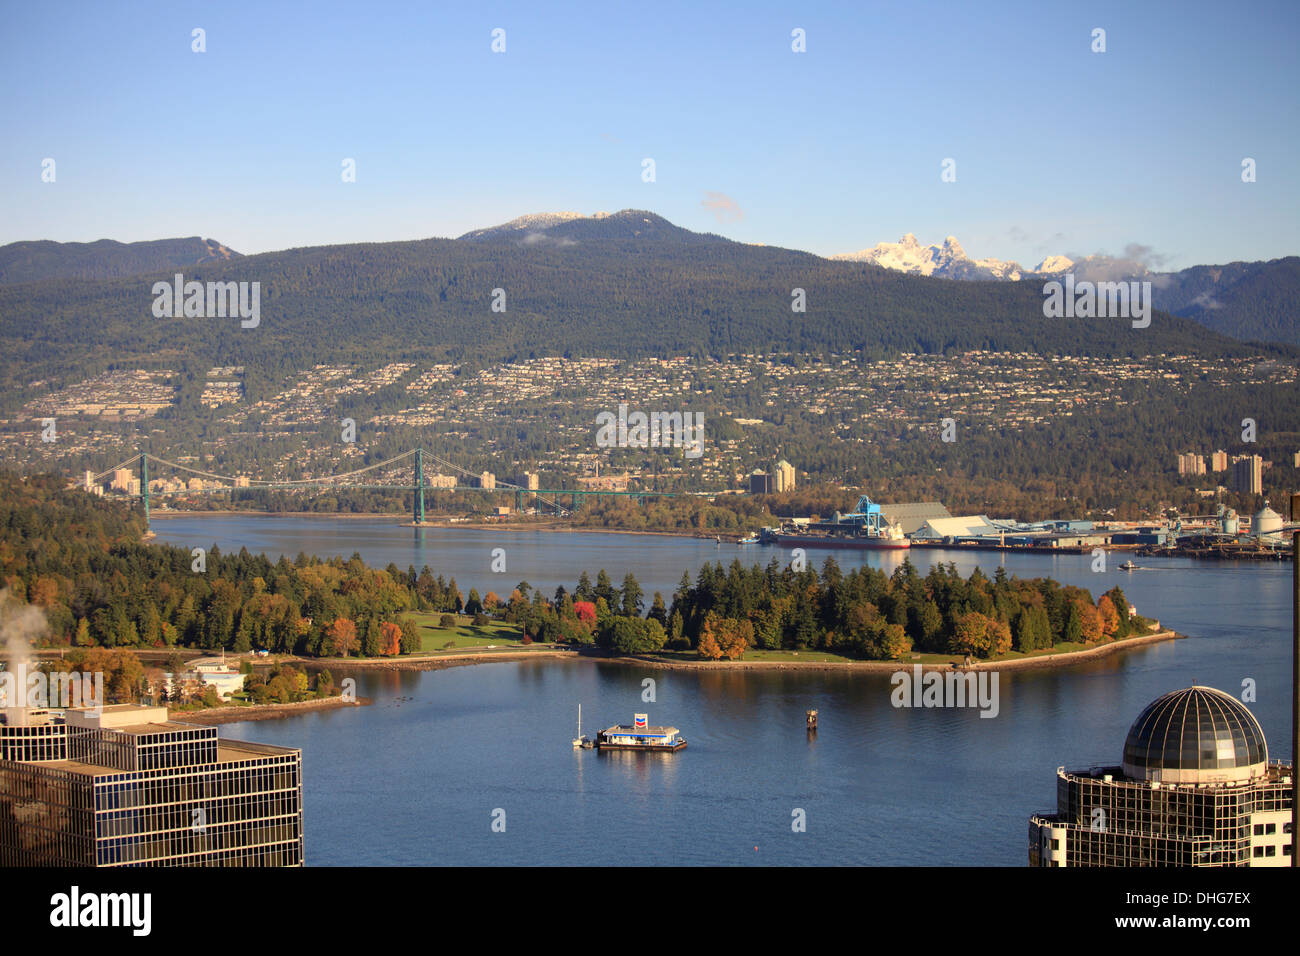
(0, 212), (1295, 397)
(831, 232), (1299, 345)
(0, 237), (237, 284)
(833, 233), (1036, 280)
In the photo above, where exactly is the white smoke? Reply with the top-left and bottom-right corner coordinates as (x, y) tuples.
(0, 588), (50, 725)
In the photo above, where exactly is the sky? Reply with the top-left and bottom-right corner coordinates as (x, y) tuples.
(1, 0), (1297, 268)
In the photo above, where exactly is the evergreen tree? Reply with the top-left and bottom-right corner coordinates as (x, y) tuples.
(620, 573), (644, 617)
(1063, 604), (1084, 645)
(594, 569), (618, 608)
(648, 592), (668, 626)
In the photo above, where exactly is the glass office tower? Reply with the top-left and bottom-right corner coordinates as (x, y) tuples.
(1029, 686), (1293, 867)
(0, 704), (302, 866)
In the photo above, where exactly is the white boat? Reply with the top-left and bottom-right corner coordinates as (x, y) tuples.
(572, 704), (591, 749)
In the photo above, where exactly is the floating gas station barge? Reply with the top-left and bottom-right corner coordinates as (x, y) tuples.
(595, 715), (687, 752)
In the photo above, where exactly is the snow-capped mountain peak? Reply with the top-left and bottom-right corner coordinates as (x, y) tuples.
(1034, 254), (1075, 274)
(833, 234), (1024, 281)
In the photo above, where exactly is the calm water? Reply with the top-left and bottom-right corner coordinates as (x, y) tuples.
(151, 514), (1295, 865)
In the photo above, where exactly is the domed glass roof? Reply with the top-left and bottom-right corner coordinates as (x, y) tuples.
(1121, 686), (1267, 785)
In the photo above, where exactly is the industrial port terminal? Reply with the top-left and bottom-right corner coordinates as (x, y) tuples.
(757, 497), (1295, 560)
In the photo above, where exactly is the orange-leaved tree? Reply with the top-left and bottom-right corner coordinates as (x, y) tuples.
(326, 617), (358, 657)
(379, 621), (402, 656)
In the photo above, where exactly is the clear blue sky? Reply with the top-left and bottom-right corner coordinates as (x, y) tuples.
(1, 0), (1296, 268)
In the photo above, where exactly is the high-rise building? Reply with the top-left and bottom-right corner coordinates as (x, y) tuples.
(1177, 453), (1205, 476)
(1211, 450), (1229, 472)
(773, 459), (796, 493)
(1232, 454), (1263, 495)
(479, 471), (496, 491)
(0, 704), (302, 867)
(748, 469), (770, 495)
(1029, 686), (1292, 867)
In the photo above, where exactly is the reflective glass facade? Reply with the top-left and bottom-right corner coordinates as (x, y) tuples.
(1029, 764), (1293, 867)
(1122, 687), (1267, 784)
(0, 711), (302, 867)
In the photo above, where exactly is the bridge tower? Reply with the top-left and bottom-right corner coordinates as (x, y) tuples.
(138, 452), (149, 529)
(414, 448), (426, 524)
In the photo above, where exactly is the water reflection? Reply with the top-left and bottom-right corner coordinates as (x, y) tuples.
(157, 516), (1293, 865)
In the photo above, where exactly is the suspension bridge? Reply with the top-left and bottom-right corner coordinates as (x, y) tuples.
(86, 449), (690, 529)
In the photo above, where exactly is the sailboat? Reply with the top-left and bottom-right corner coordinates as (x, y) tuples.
(572, 704), (592, 749)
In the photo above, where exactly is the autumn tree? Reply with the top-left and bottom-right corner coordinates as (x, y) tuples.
(378, 621), (403, 656)
(950, 611), (994, 658)
(949, 612), (1010, 659)
(1096, 595), (1120, 638)
(326, 617), (358, 657)
(1075, 599), (1104, 643)
(698, 614), (753, 661)
(573, 600), (597, 626)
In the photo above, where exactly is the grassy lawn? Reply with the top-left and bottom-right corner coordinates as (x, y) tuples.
(720, 648), (859, 663)
(396, 615), (1166, 663)
(404, 612), (533, 653)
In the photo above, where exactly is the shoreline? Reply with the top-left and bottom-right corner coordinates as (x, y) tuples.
(267, 629), (1183, 678)
(143, 511), (1293, 558)
(146, 510), (712, 539)
(295, 649), (580, 673)
(603, 629), (1184, 673)
(16, 631), (1181, 727)
(168, 695), (372, 724)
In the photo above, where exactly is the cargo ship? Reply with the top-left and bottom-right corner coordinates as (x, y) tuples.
(760, 495), (910, 551)
(596, 715), (686, 752)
